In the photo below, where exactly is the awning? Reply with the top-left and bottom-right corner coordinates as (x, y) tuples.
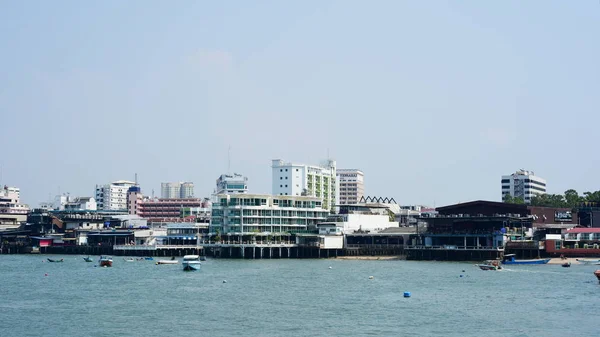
(165, 236), (197, 240)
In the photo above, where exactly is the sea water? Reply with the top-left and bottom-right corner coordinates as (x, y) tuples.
(0, 255), (598, 337)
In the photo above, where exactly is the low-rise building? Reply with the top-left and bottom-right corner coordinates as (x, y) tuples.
(210, 193), (329, 235)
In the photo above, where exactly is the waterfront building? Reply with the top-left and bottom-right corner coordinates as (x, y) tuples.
(95, 180), (137, 210)
(0, 185), (30, 227)
(161, 182), (195, 199)
(215, 174), (248, 194)
(210, 193), (329, 235)
(501, 169), (546, 203)
(337, 169), (364, 205)
(271, 159), (338, 211)
(406, 200), (532, 261)
(317, 203), (398, 235)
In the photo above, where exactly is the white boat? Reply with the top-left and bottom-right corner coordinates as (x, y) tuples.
(156, 258), (179, 265)
(576, 258), (600, 265)
(182, 255), (201, 271)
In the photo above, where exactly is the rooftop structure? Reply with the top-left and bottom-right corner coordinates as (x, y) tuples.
(215, 174), (248, 195)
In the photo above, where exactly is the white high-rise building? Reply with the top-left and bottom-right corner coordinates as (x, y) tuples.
(271, 159), (338, 211)
(501, 169), (546, 204)
(215, 174), (248, 194)
(161, 182), (194, 198)
(95, 180), (137, 210)
(337, 169), (364, 205)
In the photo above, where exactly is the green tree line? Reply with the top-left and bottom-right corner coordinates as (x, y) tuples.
(503, 189), (600, 208)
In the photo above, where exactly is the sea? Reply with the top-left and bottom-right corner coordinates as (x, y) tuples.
(0, 255), (598, 337)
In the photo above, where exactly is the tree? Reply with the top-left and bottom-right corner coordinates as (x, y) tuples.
(564, 189), (582, 208)
(503, 194), (524, 204)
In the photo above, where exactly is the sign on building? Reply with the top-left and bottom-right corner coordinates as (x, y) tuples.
(554, 211), (572, 222)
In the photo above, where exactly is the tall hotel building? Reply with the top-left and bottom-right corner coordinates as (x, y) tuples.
(501, 170), (546, 204)
(271, 159), (338, 211)
(337, 169), (364, 204)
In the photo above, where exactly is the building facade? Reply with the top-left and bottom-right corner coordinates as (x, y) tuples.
(161, 182), (194, 199)
(337, 169), (364, 205)
(501, 170), (546, 204)
(127, 186), (143, 215)
(210, 193), (329, 235)
(95, 180), (137, 210)
(271, 159), (338, 211)
(0, 185), (29, 226)
(215, 174), (248, 194)
(137, 198), (205, 221)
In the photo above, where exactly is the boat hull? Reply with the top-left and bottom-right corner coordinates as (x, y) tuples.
(502, 259), (550, 265)
(47, 258), (64, 263)
(576, 259), (600, 265)
(183, 262), (201, 271)
(478, 264), (500, 271)
(156, 260), (178, 265)
(99, 260), (113, 267)
(83, 257), (93, 262)
(594, 270), (600, 283)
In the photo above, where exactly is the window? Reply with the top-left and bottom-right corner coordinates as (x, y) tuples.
(285, 177), (288, 179)
(280, 185), (282, 188)
(285, 185), (288, 187)
(280, 177), (283, 180)
(296, 169), (298, 172)
(285, 169), (288, 172)
(280, 169), (282, 172)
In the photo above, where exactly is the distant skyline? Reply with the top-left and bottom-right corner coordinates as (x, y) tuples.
(1, 1), (599, 207)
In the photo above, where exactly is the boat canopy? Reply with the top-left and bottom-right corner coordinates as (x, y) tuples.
(183, 255), (200, 260)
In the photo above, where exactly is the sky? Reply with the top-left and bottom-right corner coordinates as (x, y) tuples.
(1, 1), (599, 207)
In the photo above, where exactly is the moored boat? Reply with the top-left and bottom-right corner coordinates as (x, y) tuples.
(576, 258), (600, 265)
(594, 270), (600, 283)
(123, 258), (135, 262)
(562, 262), (571, 268)
(83, 256), (93, 262)
(502, 254), (550, 265)
(182, 255), (201, 271)
(144, 257), (154, 261)
(99, 256), (113, 267)
(156, 259), (179, 265)
(47, 258), (64, 263)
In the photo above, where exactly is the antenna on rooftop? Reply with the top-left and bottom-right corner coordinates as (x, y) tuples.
(135, 173), (138, 185)
(228, 145), (231, 174)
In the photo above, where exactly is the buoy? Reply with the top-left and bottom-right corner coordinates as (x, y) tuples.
(369, 276), (374, 279)
(462, 270), (466, 272)
(44, 273), (48, 277)
(460, 274), (464, 278)
(404, 292), (411, 298)
(328, 266), (332, 269)
(223, 280), (227, 283)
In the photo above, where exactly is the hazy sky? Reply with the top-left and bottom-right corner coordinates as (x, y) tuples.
(1, 1), (599, 207)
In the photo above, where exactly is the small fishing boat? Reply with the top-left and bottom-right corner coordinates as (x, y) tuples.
(562, 262), (571, 268)
(83, 256), (93, 262)
(199, 256), (206, 261)
(123, 258), (135, 262)
(99, 256), (113, 267)
(182, 255), (201, 271)
(144, 257), (154, 261)
(502, 254), (550, 265)
(47, 258), (64, 263)
(477, 260), (502, 271)
(576, 258), (600, 265)
(594, 270), (600, 283)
